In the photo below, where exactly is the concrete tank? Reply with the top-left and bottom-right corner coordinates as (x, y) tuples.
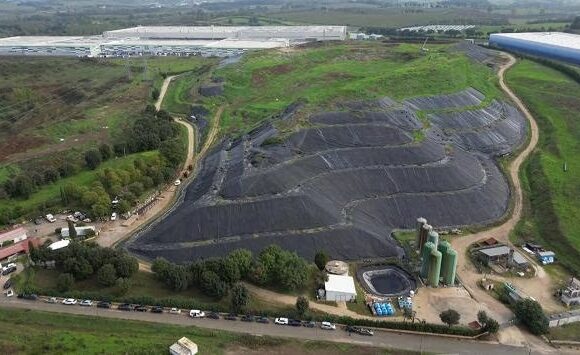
(428, 249), (442, 287)
(438, 240), (451, 275)
(415, 217), (427, 250)
(420, 241), (436, 279)
(442, 248), (458, 286)
(427, 230), (439, 248)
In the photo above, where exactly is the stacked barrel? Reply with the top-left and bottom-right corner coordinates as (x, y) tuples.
(416, 218), (458, 287)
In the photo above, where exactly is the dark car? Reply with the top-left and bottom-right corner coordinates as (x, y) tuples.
(18, 293), (38, 300)
(2, 279), (11, 290)
(303, 321), (316, 328)
(151, 306), (164, 313)
(256, 317), (270, 324)
(207, 312), (220, 320)
(241, 315), (255, 322)
(345, 325), (358, 333)
(1, 266), (16, 276)
(289, 319), (302, 327)
(118, 303), (133, 311)
(97, 301), (111, 309)
(224, 313), (237, 321)
(134, 305), (148, 312)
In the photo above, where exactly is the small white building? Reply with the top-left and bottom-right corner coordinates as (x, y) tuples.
(48, 239), (70, 251)
(61, 226), (96, 238)
(325, 274), (357, 302)
(169, 337), (198, 355)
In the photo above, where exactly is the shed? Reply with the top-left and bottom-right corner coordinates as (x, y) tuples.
(482, 237), (498, 246)
(48, 239), (70, 251)
(325, 274), (356, 302)
(61, 226), (95, 238)
(511, 251), (528, 268)
(169, 337), (198, 355)
(537, 251), (555, 265)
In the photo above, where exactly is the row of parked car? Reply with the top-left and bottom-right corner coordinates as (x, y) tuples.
(17, 296), (374, 336)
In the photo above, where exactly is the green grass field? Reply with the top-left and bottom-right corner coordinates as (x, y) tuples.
(0, 308), (400, 355)
(549, 322), (580, 342)
(507, 59), (580, 272)
(162, 60), (218, 115)
(208, 42), (502, 136)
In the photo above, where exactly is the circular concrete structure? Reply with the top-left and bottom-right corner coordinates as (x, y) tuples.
(357, 265), (416, 297)
(325, 260), (349, 275)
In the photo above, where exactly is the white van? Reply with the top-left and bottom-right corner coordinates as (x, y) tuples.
(45, 214), (56, 223)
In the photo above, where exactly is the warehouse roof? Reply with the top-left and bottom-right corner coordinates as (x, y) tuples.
(490, 32), (580, 51)
(325, 274), (356, 295)
(0, 227), (27, 243)
(479, 245), (510, 257)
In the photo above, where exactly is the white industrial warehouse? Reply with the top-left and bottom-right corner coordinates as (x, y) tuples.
(489, 32), (580, 65)
(0, 26), (347, 57)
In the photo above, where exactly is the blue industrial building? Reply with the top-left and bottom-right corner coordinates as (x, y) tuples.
(489, 32), (580, 65)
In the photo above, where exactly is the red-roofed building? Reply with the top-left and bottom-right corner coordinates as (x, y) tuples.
(0, 227), (39, 261)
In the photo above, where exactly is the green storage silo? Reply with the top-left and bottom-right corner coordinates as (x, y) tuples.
(428, 249), (442, 287)
(442, 248), (458, 286)
(427, 230), (439, 247)
(420, 241), (436, 279)
(438, 240), (451, 276)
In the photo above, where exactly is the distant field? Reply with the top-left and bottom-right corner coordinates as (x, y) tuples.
(208, 42), (503, 136)
(549, 322), (580, 342)
(507, 59), (580, 272)
(0, 308), (396, 354)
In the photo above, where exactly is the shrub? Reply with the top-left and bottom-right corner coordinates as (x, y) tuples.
(97, 264), (117, 287)
(296, 296), (309, 316)
(56, 273), (74, 292)
(514, 299), (548, 335)
(440, 309), (460, 327)
(230, 283), (249, 313)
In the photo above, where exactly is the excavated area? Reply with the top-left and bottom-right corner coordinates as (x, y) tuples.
(128, 88), (527, 263)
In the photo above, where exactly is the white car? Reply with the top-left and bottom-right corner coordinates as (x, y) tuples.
(189, 309), (205, 318)
(174, 179), (181, 186)
(110, 212), (117, 221)
(321, 321), (336, 330)
(274, 317), (289, 325)
(62, 298), (77, 305)
(169, 308), (182, 314)
(45, 214), (56, 223)
(79, 299), (93, 307)
(4, 289), (14, 297)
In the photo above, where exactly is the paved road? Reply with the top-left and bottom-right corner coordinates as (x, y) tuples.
(0, 297), (544, 355)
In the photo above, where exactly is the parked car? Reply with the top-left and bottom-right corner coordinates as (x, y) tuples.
(320, 321), (336, 330)
(2, 279), (11, 290)
(304, 321), (316, 328)
(359, 328), (374, 336)
(169, 308), (181, 314)
(97, 301), (111, 309)
(1, 264), (17, 276)
(45, 214), (56, 223)
(207, 312), (220, 319)
(189, 309), (205, 318)
(274, 317), (289, 325)
(289, 319), (302, 327)
(5, 289), (14, 297)
(18, 293), (38, 300)
(151, 306), (164, 313)
(224, 313), (237, 321)
(174, 179), (181, 186)
(45, 297), (57, 304)
(79, 300), (93, 307)
(135, 305), (148, 312)
(118, 303), (133, 311)
(62, 298), (77, 305)
(256, 317), (270, 324)
(110, 212), (117, 221)
(241, 315), (255, 322)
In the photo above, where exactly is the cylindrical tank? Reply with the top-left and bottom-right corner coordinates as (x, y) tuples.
(438, 240), (451, 275)
(427, 230), (439, 247)
(428, 249), (442, 287)
(418, 223), (432, 251)
(415, 217), (427, 249)
(443, 248), (458, 286)
(420, 241), (436, 278)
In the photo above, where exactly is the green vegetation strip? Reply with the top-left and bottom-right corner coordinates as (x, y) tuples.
(507, 59), (580, 272)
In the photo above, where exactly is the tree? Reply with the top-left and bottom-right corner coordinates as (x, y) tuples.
(230, 283), (249, 313)
(439, 309), (460, 328)
(151, 87), (160, 100)
(159, 138), (185, 168)
(12, 175), (35, 198)
(56, 273), (74, 292)
(167, 265), (190, 291)
(279, 253), (308, 290)
(84, 149), (103, 170)
(226, 249), (253, 279)
(514, 299), (548, 335)
(97, 263), (117, 287)
(114, 255), (139, 278)
(485, 318), (500, 334)
(477, 310), (488, 326)
(200, 270), (227, 299)
(99, 143), (113, 160)
(571, 16), (580, 30)
(314, 250), (328, 271)
(115, 277), (132, 296)
(403, 307), (414, 322)
(67, 219), (77, 239)
(296, 296), (309, 316)
(221, 258), (241, 284)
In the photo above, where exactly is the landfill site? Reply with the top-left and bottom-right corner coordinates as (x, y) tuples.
(128, 85), (527, 263)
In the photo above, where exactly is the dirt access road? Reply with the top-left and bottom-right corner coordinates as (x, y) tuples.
(97, 75), (198, 248)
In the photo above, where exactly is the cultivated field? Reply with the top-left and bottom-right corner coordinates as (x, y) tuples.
(507, 59), (580, 272)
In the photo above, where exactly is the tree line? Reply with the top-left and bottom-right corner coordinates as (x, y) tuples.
(152, 245), (311, 300)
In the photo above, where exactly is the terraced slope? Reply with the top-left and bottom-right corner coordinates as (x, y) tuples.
(129, 88), (527, 263)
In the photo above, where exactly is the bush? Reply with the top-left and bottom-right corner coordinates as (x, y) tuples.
(230, 283), (249, 313)
(514, 299), (548, 335)
(314, 251), (328, 271)
(296, 296), (309, 316)
(56, 273), (74, 292)
(84, 149), (103, 170)
(97, 264), (117, 287)
(440, 309), (460, 327)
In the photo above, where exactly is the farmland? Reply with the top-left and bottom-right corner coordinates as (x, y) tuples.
(207, 42), (503, 136)
(507, 59), (580, 272)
